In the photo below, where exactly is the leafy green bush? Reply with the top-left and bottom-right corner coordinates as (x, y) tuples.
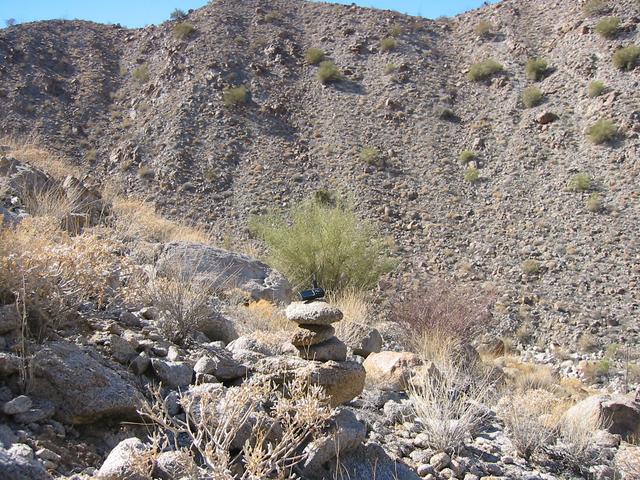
(464, 166), (479, 183)
(475, 20), (494, 38)
(132, 64), (149, 83)
(583, 0), (609, 16)
(360, 147), (382, 167)
(223, 86), (249, 108)
(522, 86), (544, 108)
(170, 8), (187, 21)
(525, 58), (549, 81)
(612, 45), (640, 71)
(317, 61), (342, 84)
(595, 17), (620, 38)
(459, 150), (476, 164)
(380, 37), (398, 52)
(173, 22), (196, 40)
(588, 80), (605, 98)
(586, 119), (617, 144)
(586, 193), (602, 212)
(304, 48), (325, 65)
(522, 260), (541, 274)
(467, 59), (503, 81)
(250, 197), (395, 292)
(568, 173), (592, 192)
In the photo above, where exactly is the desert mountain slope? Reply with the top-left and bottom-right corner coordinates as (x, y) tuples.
(0, 0), (638, 346)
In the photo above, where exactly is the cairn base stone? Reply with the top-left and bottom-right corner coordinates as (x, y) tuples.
(285, 301), (343, 326)
(291, 325), (335, 347)
(297, 336), (347, 362)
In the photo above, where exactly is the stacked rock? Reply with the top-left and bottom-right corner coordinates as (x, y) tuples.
(286, 300), (347, 362)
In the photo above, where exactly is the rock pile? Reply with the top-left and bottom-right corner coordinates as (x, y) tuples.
(286, 300), (347, 362)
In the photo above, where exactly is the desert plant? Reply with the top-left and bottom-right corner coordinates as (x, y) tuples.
(613, 45), (640, 71)
(586, 119), (617, 144)
(595, 16), (620, 38)
(5, 18), (16, 27)
(264, 11), (281, 22)
(389, 24), (403, 37)
(522, 259), (541, 274)
(304, 47), (325, 65)
(568, 172), (592, 191)
(359, 147), (382, 167)
(464, 166), (480, 183)
(173, 22), (196, 40)
(475, 20), (494, 38)
(317, 60), (341, 84)
(554, 410), (605, 475)
(383, 63), (397, 75)
(588, 80), (606, 97)
(522, 86), (544, 108)
(137, 166), (154, 179)
(170, 8), (187, 20)
(583, 0), (609, 16)
(140, 377), (331, 479)
(459, 150), (476, 164)
(586, 193), (602, 212)
(525, 58), (549, 81)
(250, 196), (395, 292)
(327, 288), (371, 325)
(467, 59), (503, 81)
(132, 64), (150, 83)
(578, 333), (599, 352)
(380, 37), (397, 52)
(223, 86), (249, 108)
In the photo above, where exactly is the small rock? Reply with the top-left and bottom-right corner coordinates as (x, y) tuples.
(417, 463), (435, 476)
(3, 396), (33, 415)
(537, 111), (558, 125)
(150, 359), (193, 389)
(297, 336), (347, 362)
(35, 448), (61, 463)
(291, 324), (335, 347)
(96, 437), (147, 479)
(130, 352), (150, 375)
(430, 452), (451, 471)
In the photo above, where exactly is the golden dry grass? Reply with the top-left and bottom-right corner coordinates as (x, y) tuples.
(230, 299), (292, 336)
(2, 137), (82, 179)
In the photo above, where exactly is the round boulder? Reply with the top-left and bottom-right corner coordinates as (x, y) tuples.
(285, 301), (343, 326)
(291, 325), (335, 347)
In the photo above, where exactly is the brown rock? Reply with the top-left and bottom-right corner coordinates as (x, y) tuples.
(363, 351), (421, 391)
(285, 301), (343, 326)
(537, 111), (558, 125)
(291, 324), (335, 347)
(563, 394), (640, 440)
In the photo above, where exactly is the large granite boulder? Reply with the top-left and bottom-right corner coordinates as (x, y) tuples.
(156, 242), (291, 303)
(325, 443), (420, 480)
(30, 341), (144, 424)
(363, 351), (421, 391)
(96, 438), (147, 480)
(563, 394), (640, 440)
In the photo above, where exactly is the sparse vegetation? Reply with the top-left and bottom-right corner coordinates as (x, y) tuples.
(173, 22), (196, 40)
(223, 86), (249, 108)
(583, 0), (609, 16)
(304, 47), (325, 65)
(588, 80), (606, 97)
(467, 59), (503, 81)
(522, 86), (544, 108)
(475, 20), (494, 38)
(169, 8), (187, 21)
(317, 60), (342, 84)
(522, 259), (541, 274)
(525, 58), (549, 81)
(250, 196), (395, 292)
(459, 150), (476, 164)
(595, 16), (620, 38)
(132, 64), (150, 83)
(379, 37), (398, 52)
(389, 24), (403, 37)
(464, 166), (480, 183)
(359, 147), (382, 167)
(383, 63), (397, 75)
(568, 172), (592, 192)
(264, 11), (281, 22)
(586, 119), (617, 144)
(137, 165), (154, 179)
(586, 193), (602, 212)
(612, 45), (640, 71)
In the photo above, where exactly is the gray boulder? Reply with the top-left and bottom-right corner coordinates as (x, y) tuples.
(193, 346), (247, 381)
(0, 446), (50, 480)
(30, 341), (144, 424)
(156, 242), (291, 303)
(297, 336), (347, 362)
(327, 443), (420, 480)
(150, 359), (193, 389)
(337, 322), (383, 357)
(96, 437), (147, 480)
(285, 301), (343, 326)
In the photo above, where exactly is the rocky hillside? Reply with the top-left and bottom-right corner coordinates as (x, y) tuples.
(0, 0), (639, 348)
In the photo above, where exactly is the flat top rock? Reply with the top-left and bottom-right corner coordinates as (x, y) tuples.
(285, 301), (343, 325)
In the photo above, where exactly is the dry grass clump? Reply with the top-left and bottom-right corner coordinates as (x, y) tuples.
(595, 17), (620, 38)
(613, 45), (640, 71)
(512, 363), (559, 393)
(568, 172), (592, 192)
(317, 61), (342, 84)
(2, 137), (82, 179)
(0, 217), (125, 337)
(379, 37), (398, 52)
(525, 58), (549, 81)
(230, 299), (291, 335)
(304, 48), (325, 65)
(588, 80), (606, 98)
(475, 20), (494, 38)
(583, 0), (609, 16)
(467, 59), (503, 81)
(359, 147), (382, 167)
(173, 22), (196, 40)
(133, 64), (150, 83)
(522, 86), (544, 108)
(140, 377), (331, 479)
(586, 193), (602, 212)
(109, 197), (211, 244)
(327, 288), (371, 325)
(555, 409), (605, 475)
(464, 166), (480, 183)
(459, 150), (476, 164)
(587, 119), (618, 144)
(223, 86), (249, 108)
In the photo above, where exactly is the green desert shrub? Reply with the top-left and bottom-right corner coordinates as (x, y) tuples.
(612, 45), (640, 71)
(170, 8), (187, 21)
(583, 0), (609, 16)
(464, 166), (480, 183)
(588, 80), (605, 98)
(586, 193), (602, 212)
(568, 173), (592, 192)
(467, 59), (503, 81)
(380, 37), (398, 52)
(595, 17), (620, 38)
(459, 150), (476, 164)
(304, 48), (325, 65)
(173, 22), (196, 40)
(383, 63), (397, 75)
(317, 61), (342, 84)
(522, 259), (541, 274)
(475, 20), (494, 38)
(525, 58), (549, 81)
(264, 11), (281, 22)
(223, 86), (249, 107)
(250, 196), (395, 292)
(132, 64), (149, 83)
(389, 24), (403, 37)
(586, 119), (617, 144)
(360, 147), (382, 167)
(522, 87), (544, 108)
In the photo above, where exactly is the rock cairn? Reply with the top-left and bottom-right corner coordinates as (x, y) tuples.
(286, 300), (347, 362)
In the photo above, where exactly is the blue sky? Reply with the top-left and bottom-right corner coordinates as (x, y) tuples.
(1, 1), (497, 28)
